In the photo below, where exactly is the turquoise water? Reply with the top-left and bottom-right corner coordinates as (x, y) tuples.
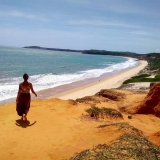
(0, 46), (138, 102)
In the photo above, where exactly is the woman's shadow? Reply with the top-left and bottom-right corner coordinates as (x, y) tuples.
(15, 119), (37, 128)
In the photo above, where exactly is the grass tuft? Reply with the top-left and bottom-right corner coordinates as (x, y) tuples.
(69, 124), (160, 160)
(97, 122), (143, 135)
(85, 106), (123, 120)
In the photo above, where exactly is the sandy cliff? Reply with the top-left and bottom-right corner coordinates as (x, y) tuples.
(1, 88), (160, 159)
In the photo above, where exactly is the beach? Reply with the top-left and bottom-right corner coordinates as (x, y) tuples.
(46, 60), (148, 100)
(2, 59), (160, 160)
(1, 0), (160, 158)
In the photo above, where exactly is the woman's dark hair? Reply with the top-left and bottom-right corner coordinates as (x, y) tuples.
(23, 73), (29, 80)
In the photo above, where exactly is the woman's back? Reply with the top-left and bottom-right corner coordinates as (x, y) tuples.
(20, 82), (31, 93)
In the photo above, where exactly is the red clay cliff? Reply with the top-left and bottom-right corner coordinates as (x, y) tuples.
(136, 82), (160, 117)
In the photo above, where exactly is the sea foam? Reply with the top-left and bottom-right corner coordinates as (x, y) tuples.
(0, 58), (138, 102)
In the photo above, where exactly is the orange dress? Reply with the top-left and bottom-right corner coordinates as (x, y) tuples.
(16, 83), (31, 116)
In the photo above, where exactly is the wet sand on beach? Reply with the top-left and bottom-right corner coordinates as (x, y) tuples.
(46, 60), (147, 100)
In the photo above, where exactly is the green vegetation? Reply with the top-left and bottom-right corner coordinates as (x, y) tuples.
(97, 122), (140, 132)
(123, 74), (160, 84)
(69, 123), (160, 160)
(82, 49), (139, 58)
(85, 106), (123, 119)
(70, 133), (160, 160)
(83, 50), (160, 73)
(146, 53), (160, 71)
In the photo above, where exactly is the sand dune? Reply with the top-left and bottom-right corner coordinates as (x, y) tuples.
(1, 89), (160, 159)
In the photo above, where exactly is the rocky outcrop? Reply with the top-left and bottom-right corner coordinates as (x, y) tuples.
(95, 89), (125, 101)
(136, 82), (160, 117)
(76, 95), (109, 104)
(76, 89), (125, 104)
(154, 104), (160, 117)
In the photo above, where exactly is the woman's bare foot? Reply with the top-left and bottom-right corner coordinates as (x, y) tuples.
(24, 115), (27, 121)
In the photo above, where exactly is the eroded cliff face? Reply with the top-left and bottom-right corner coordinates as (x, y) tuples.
(76, 89), (125, 104)
(136, 82), (160, 117)
(154, 103), (160, 117)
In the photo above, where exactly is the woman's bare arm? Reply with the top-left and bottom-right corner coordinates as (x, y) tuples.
(30, 83), (37, 97)
(16, 84), (21, 103)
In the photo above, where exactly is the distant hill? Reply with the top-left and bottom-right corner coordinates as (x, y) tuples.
(23, 46), (83, 53)
(24, 46), (142, 58)
(82, 49), (142, 58)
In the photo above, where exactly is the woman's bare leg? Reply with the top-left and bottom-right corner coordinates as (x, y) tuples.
(24, 101), (30, 121)
(24, 109), (29, 121)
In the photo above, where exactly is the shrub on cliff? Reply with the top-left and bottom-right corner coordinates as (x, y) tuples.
(85, 106), (123, 119)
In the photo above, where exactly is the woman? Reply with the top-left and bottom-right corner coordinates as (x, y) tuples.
(16, 73), (37, 121)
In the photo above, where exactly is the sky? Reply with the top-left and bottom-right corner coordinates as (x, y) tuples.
(0, 0), (160, 54)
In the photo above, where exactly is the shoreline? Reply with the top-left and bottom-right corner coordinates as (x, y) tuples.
(46, 60), (148, 100)
(34, 56), (140, 99)
(0, 60), (147, 105)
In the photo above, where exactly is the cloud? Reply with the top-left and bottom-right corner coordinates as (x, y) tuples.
(62, 0), (91, 5)
(127, 30), (160, 38)
(105, 1), (160, 19)
(0, 10), (49, 21)
(69, 19), (141, 29)
(127, 31), (149, 36)
(63, 0), (142, 15)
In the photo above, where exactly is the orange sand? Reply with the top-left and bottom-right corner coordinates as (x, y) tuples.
(1, 91), (160, 160)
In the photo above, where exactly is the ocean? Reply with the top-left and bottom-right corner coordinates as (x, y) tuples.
(0, 46), (139, 103)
